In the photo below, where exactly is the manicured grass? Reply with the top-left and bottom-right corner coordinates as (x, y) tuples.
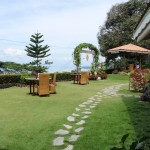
(0, 74), (149, 150)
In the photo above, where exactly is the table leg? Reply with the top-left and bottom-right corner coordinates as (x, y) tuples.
(32, 81), (37, 95)
(77, 75), (80, 84)
(74, 75), (75, 84)
(29, 81), (32, 94)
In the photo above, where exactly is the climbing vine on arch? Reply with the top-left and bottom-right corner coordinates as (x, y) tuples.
(73, 43), (99, 72)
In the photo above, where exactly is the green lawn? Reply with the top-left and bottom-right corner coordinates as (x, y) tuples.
(0, 74), (149, 150)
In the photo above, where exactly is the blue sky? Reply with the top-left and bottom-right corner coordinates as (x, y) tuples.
(0, 0), (128, 72)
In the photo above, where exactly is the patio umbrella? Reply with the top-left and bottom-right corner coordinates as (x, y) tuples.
(107, 43), (150, 67)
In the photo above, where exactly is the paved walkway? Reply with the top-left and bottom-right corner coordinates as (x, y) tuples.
(52, 84), (134, 150)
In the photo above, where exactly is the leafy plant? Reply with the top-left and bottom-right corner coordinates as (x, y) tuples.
(97, 68), (107, 79)
(130, 69), (149, 92)
(110, 134), (150, 150)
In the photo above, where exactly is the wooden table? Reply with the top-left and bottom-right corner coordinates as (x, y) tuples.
(25, 78), (39, 95)
(25, 77), (52, 95)
(72, 74), (81, 84)
(25, 78), (51, 95)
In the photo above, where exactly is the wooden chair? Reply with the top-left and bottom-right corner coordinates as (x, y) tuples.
(79, 72), (88, 85)
(37, 73), (50, 96)
(49, 72), (56, 94)
(86, 72), (90, 84)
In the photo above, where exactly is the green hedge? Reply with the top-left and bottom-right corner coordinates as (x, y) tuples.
(0, 74), (21, 84)
(51, 72), (72, 82)
(0, 72), (73, 88)
(0, 74), (21, 88)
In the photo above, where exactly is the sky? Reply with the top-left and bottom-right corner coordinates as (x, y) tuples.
(0, 0), (128, 72)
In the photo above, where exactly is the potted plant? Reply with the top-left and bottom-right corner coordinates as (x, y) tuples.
(97, 69), (107, 80)
(89, 63), (98, 80)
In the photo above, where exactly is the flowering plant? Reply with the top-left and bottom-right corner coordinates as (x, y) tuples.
(130, 69), (149, 92)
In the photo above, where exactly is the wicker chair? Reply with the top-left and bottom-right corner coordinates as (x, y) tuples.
(86, 72), (90, 84)
(79, 72), (88, 85)
(49, 72), (56, 94)
(37, 73), (50, 96)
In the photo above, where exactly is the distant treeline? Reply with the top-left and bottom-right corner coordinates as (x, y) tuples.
(0, 61), (32, 74)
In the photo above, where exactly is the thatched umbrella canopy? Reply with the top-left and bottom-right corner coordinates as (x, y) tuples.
(107, 43), (150, 67)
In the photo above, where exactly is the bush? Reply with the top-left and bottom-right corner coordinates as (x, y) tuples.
(0, 74), (21, 88)
(51, 72), (72, 81)
(97, 69), (107, 80)
(110, 134), (150, 150)
(129, 69), (149, 92)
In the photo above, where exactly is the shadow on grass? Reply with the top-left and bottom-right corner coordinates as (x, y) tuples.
(121, 94), (150, 145)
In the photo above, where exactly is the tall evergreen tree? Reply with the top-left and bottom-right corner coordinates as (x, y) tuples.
(25, 32), (52, 72)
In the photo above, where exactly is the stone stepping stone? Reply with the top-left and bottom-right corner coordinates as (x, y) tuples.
(87, 100), (93, 103)
(95, 102), (101, 104)
(69, 135), (80, 142)
(67, 116), (75, 122)
(76, 120), (85, 125)
(82, 115), (89, 119)
(85, 101), (92, 105)
(75, 108), (80, 111)
(97, 92), (102, 94)
(92, 103), (98, 106)
(97, 98), (102, 99)
(82, 111), (91, 115)
(96, 100), (102, 102)
(89, 105), (96, 108)
(64, 124), (72, 129)
(55, 129), (69, 135)
(97, 96), (102, 98)
(82, 102), (90, 105)
(75, 127), (84, 133)
(53, 137), (64, 146)
(88, 97), (94, 99)
(85, 108), (90, 111)
(63, 145), (74, 150)
(72, 113), (80, 117)
(79, 104), (86, 107)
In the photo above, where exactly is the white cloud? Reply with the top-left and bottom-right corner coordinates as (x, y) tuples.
(3, 48), (26, 56)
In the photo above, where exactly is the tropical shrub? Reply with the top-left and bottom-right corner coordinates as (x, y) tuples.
(129, 69), (149, 92)
(110, 134), (150, 150)
(97, 69), (107, 79)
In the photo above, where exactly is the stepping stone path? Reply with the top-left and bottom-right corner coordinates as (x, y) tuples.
(52, 84), (132, 149)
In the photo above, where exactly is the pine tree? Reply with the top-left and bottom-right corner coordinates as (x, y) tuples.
(25, 32), (52, 73)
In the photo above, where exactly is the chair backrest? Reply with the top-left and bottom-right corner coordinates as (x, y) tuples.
(38, 73), (50, 96)
(52, 72), (56, 85)
(49, 73), (56, 93)
(80, 72), (88, 84)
